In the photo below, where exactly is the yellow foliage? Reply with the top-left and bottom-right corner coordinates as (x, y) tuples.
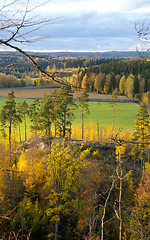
(0, 142), (10, 200)
(17, 149), (45, 192)
(71, 123), (132, 143)
(116, 144), (126, 161)
(81, 73), (87, 90)
(92, 150), (100, 159)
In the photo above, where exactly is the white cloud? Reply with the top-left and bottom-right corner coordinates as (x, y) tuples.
(37, 0), (150, 15)
(6, 0), (150, 51)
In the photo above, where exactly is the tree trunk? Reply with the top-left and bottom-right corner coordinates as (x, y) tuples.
(54, 120), (57, 137)
(19, 123), (22, 142)
(111, 102), (115, 141)
(89, 197), (94, 239)
(54, 221), (59, 240)
(9, 119), (12, 167)
(69, 107), (72, 139)
(24, 114), (27, 141)
(97, 103), (100, 141)
(81, 104), (84, 140)
(119, 170), (122, 240)
(101, 180), (114, 240)
(118, 148), (122, 240)
(63, 113), (66, 138)
(48, 124), (51, 153)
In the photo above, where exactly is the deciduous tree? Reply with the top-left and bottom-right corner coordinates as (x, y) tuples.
(125, 74), (135, 98)
(81, 73), (88, 90)
(130, 163), (150, 240)
(44, 142), (89, 240)
(119, 75), (126, 95)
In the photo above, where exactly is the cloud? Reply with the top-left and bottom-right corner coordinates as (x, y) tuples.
(9, 0), (150, 51)
(38, 0), (150, 15)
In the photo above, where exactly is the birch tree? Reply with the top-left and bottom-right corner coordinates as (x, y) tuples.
(44, 142), (89, 240)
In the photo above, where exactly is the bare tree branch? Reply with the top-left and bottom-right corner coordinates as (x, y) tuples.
(0, 0), (68, 85)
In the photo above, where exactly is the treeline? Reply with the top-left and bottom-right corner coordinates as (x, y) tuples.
(1, 52), (150, 100)
(69, 62), (150, 99)
(0, 91), (149, 239)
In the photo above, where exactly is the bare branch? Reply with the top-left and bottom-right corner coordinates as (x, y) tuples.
(0, 0), (70, 86)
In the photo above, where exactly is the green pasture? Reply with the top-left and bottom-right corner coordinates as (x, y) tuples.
(73, 102), (138, 129)
(0, 98), (138, 140)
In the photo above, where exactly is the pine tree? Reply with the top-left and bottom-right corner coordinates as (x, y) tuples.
(0, 91), (20, 164)
(17, 100), (29, 141)
(132, 102), (150, 170)
(77, 90), (89, 140)
(54, 86), (76, 138)
(35, 94), (55, 146)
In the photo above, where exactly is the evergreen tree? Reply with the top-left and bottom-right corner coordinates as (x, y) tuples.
(29, 98), (41, 133)
(132, 103), (150, 170)
(17, 100), (29, 141)
(54, 86), (75, 138)
(0, 91), (20, 164)
(77, 90), (89, 140)
(35, 94), (55, 146)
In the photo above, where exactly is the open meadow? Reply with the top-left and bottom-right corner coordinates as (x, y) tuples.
(0, 87), (139, 142)
(0, 87), (138, 142)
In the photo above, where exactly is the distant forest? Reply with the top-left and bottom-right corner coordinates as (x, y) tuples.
(0, 51), (150, 100)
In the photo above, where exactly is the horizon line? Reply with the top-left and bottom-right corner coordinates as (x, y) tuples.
(0, 49), (138, 53)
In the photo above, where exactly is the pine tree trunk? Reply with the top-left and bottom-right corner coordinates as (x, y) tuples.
(19, 123), (22, 142)
(48, 125), (51, 153)
(9, 119), (12, 167)
(97, 103), (100, 141)
(69, 107), (72, 139)
(24, 114), (27, 141)
(63, 113), (66, 138)
(111, 102), (115, 141)
(82, 104), (84, 140)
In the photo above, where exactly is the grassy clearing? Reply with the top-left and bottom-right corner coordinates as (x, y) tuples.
(73, 102), (138, 129)
(0, 98), (138, 130)
(0, 98), (138, 142)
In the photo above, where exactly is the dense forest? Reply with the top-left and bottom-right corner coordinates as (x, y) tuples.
(0, 52), (150, 102)
(0, 51), (150, 239)
(0, 0), (149, 238)
(0, 89), (149, 240)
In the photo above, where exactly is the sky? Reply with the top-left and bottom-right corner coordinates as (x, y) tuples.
(1, 0), (150, 52)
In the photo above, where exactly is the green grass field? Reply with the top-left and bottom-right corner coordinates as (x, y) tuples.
(73, 102), (138, 129)
(0, 98), (139, 140)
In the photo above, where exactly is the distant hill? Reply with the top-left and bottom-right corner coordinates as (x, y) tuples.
(0, 50), (150, 59)
(25, 50), (150, 59)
